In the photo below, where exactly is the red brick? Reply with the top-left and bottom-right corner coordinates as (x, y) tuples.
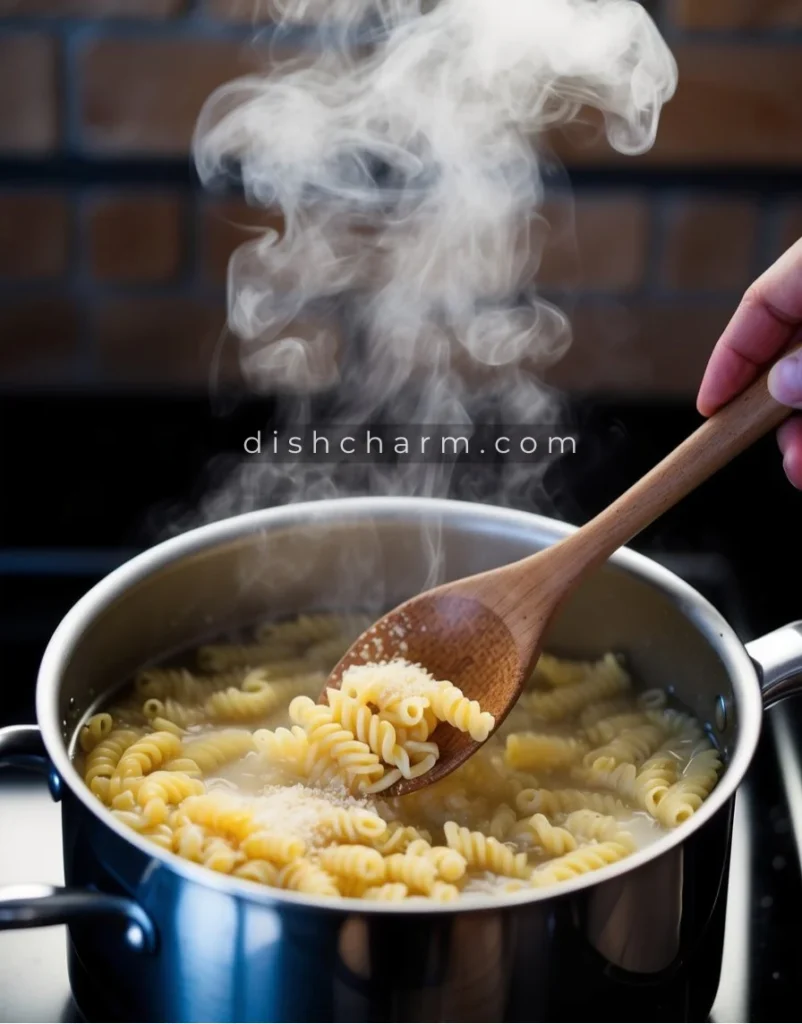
(80, 38), (271, 155)
(205, 0), (423, 19)
(200, 198), (285, 285)
(94, 298), (242, 388)
(555, 45), (802, 167)
(673, 0), (802, 30)
(538, 197), (649, 292)
(546, 301), (731, 395)
(0, 298), (81, 381)
(0, 1), (185, 14)
(0, 194), (69, 279)
(661, 199), (758, 291)
(0, 34), (59, 153)
(88, 194), (184, 283)
(205, 0), (276, 19)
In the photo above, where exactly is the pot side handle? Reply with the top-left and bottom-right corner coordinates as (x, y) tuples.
(0, 723), (50, 773)
(746, 622), (802, 709)
(0, 884), (156, 952)
(0, 724), (156, 954)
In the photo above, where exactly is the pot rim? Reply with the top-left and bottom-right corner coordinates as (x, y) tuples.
(37, 496), (761, 913)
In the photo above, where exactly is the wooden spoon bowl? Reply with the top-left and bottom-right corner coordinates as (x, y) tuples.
(325, 591), (525, 795)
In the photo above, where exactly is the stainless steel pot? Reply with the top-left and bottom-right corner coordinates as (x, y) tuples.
(1, 497), (801, 1023)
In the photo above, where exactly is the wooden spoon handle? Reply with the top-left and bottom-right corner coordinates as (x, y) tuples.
(553, 344), (800, 578)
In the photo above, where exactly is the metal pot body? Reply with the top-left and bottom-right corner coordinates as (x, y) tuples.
(61, 785), (733, 1023)
(2, 497), (801, 1023)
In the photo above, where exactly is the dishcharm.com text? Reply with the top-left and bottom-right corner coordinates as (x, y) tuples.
(242, 428), (579, 463)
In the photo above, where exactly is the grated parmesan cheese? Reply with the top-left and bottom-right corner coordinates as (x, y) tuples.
(340, 658), (446, 702)
(206, 781), (380, 845)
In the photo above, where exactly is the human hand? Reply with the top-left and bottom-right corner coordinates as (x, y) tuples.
(697, 237), (802, 489)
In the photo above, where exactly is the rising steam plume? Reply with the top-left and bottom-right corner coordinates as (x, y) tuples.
(189, 0), (677, 522)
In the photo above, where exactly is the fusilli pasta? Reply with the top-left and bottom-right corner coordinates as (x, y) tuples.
(76, 617), (722, 905)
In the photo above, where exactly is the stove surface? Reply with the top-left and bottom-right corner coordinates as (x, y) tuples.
(0, 551), (799, 1023)
(0, 777), (75, 1023)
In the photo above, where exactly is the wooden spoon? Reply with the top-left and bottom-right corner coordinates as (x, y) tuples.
(322, 348), (798, 796)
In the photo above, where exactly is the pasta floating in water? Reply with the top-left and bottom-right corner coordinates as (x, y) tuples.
(75, 613), (722, 903)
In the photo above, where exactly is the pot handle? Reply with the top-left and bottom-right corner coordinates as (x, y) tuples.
(0, 723), (61, 798)
(0, 722), (49, 772)
(0, 884), (156, 952)
(0, 724), (156, 954)
(746, 622), (802, 709)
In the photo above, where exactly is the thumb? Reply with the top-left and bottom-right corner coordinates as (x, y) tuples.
(768, 351), (802, 408)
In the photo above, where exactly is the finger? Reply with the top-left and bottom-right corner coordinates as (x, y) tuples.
(697, 237), (802, 416)
(777, 416), (802, 490)
(768, 349), (802, 408)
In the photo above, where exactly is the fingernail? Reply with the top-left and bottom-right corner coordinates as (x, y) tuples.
(768, 353), (802, 407)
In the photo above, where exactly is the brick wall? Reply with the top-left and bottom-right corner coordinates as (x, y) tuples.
(0, 0), (801, 395)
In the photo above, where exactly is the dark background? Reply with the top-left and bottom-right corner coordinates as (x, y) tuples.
(1, 393), (798, 693)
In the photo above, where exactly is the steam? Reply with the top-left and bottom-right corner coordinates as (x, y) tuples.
(189, 0), (677, 524)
